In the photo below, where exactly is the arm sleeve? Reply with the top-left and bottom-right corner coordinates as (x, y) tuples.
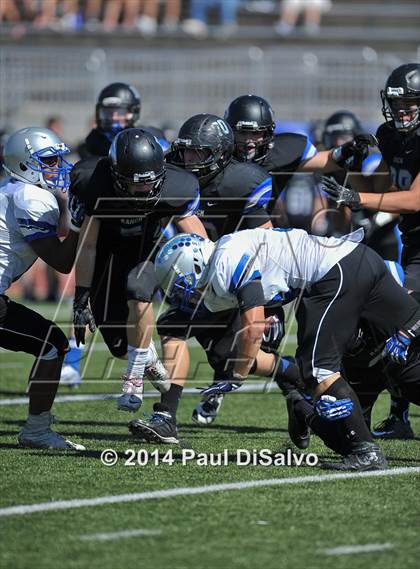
(14, 189), (59, 242)
(237, 280), (265, 313)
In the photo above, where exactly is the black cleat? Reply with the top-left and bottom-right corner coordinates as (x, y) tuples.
(129, 403), (179, 444)
(321, 442), (388, 471)
(286, 390), (311, 450)
(372, 415), (414, 440)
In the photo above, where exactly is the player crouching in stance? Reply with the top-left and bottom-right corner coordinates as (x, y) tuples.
(148, 229), (420, 470)
(0, 127), (85, 450)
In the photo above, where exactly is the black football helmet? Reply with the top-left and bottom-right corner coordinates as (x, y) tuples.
(224, 95), (275, 163)
(96, 82), (141, 136)
(322, 111), (363, 149)
(109, 128), (165, 211)
(381, 63), (420, 133)
(170, 114), (234, 183)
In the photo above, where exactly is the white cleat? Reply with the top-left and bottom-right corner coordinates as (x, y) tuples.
(192, 394), (224, 425)
(117, 375), (143, 412)
(144, 340), (171, 393)
(18, 412), (86, 450)
(60, 364), (82, 388)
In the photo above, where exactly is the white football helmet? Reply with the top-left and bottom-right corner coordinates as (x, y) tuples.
(155, 233), (215, 312)
(3, 127), (73, 192)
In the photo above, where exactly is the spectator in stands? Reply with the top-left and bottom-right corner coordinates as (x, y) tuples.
(275, 0), (332, 36)
(102, 0), (141, 32)
(182, 0), (240, 37)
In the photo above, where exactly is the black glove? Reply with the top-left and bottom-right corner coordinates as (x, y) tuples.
(73, 286), (96, 346)
(331, 134), (378, 172)
(68, 192), (85, 232)
(321, 176), (361, 210)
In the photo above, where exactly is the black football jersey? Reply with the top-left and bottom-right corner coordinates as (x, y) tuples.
(70, 158), (200, 258)
(261, 133), (317, 201)
(165, 158), (272, 242)
(376, 123), (420, 245)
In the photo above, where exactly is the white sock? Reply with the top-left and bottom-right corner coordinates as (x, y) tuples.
(126, 346), (148, 379)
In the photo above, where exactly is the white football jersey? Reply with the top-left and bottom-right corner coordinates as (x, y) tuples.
(203, 227), (364, 312)
(0, 178), (60, 293)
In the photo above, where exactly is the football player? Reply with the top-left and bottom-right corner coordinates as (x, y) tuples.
(78, 82), (141, 159)
(322, 63), (420, 439)
(71, 128), (206, 412)
(0, 127), (85, 450)
(62, 83), (170, 387)
(132, 114), (273, 434)
(224, 94), (376, 222)
(151, 228), (420, 470)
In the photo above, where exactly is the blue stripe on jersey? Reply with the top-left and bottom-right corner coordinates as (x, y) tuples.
(182, 189), (200, 217)
(160, 222), (177, 240)
(244, 177), (272, 212)
(17, 218), (57, 232)
(394, 225), (403, 264)
(301, 137), (317, 161)
(23, 230), (56, 242)
(229, 253), (251, 292)
(384, 260), (405, 286)
(361, 152), (382, 176)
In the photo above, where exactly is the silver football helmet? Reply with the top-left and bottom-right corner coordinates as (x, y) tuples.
(2, 127), (73, 192)
(155, 233), (215, 312)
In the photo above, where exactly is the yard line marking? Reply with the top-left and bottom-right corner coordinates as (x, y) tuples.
(0, 382), (269, 406)
(321, 543), (394, 556)
(79, 529), (162, 541)
(0, 467), (419, 518)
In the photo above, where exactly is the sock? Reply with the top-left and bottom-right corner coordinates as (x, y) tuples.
(320, 377), (374, 449)
(273, 356), (305, 395)
(161, 383), (183, 419)
(390, 396), (410, 423)
(288, 395), (350, 455)
(64, 337), (84, 372)
(125, 346), (148, 379)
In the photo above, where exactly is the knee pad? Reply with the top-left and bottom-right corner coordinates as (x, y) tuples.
(126, 261), (158, 303)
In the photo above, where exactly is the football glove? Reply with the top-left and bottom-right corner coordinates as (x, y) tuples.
(331, 134), (378, 171)
(73, 286), (96, 346)
(68, 192), (85, 233)
(200, 374), (244, 397)
(321, 176), (361, 210)
(315, 395), (353, 421)
(383, 332), (412, 364)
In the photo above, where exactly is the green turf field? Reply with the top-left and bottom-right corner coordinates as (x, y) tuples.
(1, 302), (419, 569)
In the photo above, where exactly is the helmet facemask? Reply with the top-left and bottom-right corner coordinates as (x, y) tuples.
(171, 141), (224, 183)
(15, 141), (72, 192)
(381, 90), (420, 134)
(111, 167), (165, 212)
(96, 104), (139, 137)
(233, 123), (274, 163)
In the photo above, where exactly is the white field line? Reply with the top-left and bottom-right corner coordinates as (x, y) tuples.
(0, 382), (270, 406)
(0, 467), (419, 518)
(321, 543), (394, 556)
(79, 529), (162, 541)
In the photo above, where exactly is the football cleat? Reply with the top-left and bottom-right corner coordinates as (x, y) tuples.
(59, 364), (82, 388)
(321, 442), (388, 471)
(144, 340), (171, 393)
(286, 390), (311, 449)
(18, 412), (86, 450)
(117, 375), (143, 412)
(192, 394), (224, 425)
(129, 403), (179, 444)
(372, 415), (414, 440)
